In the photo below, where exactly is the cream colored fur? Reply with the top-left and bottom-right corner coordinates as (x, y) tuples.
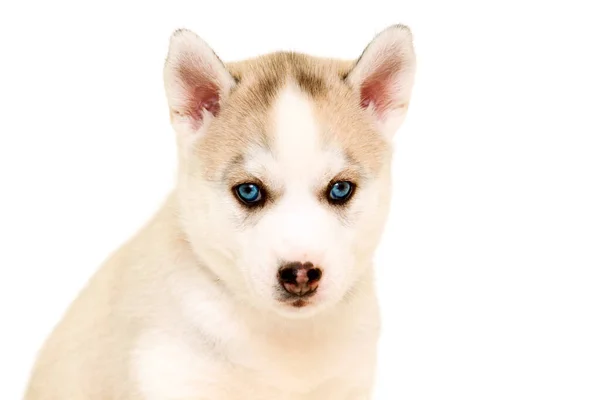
(25, 25), (415, 400)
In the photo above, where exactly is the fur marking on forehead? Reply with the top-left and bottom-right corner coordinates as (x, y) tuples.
(198, 52), (390, 181)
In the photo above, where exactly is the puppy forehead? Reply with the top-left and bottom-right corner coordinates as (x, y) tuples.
(269, 84), (345, 180)
(200, 52), (389, 181)
(232, 84), (349, 184)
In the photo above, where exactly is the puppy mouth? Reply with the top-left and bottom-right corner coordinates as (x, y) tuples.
(291, 299), (308, 308)
(277, 289), (318, 308)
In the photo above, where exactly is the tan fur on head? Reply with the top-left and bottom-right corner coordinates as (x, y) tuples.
(25, 25), (416, 400)
(198, 52), (391, 181)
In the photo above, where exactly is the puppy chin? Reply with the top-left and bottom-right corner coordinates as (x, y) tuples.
(270, 300), (325, 319)
(266, 290), (339, 319)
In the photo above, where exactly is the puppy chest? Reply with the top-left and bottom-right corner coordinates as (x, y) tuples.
(133, 330), (375, 399)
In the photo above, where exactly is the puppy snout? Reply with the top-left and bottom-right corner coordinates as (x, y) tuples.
(278, 261), (322, 296)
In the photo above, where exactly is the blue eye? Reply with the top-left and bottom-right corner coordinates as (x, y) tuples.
(234, 183), (263, 205)
(328, 181), (355, 203)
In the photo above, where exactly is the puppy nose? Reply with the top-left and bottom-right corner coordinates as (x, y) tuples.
(278, 261), (322, 296)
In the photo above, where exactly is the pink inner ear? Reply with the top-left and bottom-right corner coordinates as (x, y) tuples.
(177, 58), (221, 124)
(189, 83), (220, 122)
(359, 60), (401, 119)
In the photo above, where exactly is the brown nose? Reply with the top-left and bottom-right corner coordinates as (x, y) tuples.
(278, 261), (322, 296)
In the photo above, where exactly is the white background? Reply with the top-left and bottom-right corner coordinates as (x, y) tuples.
(1, 1), (599, 399)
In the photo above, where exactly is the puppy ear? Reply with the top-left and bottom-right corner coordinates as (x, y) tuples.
(346, 25), (416, 138)
(164, 29), (236, 138)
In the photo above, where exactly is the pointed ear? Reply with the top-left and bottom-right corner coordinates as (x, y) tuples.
(346, 25), (416, 138)
(164, 29), (236, 138)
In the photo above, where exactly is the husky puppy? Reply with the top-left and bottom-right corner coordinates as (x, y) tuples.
(25, 24), (415, 400)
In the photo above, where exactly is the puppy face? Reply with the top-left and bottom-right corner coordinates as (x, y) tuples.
(164, 26), (415, 317)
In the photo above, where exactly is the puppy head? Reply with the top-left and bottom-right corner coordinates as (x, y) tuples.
(164, 26), (415, 317)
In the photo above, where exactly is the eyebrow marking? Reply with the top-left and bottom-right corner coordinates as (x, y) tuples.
(342, 151), (369, 179)
(221, 153), (245, 181)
